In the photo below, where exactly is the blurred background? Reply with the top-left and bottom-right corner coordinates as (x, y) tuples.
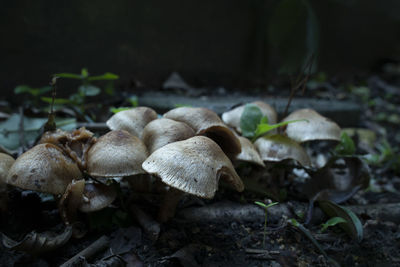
(1, 0), (400, 99)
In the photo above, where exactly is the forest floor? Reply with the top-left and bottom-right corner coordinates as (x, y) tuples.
(0, 70), (400, 266)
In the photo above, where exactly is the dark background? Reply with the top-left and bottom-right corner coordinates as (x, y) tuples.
(1, 0), (400, 98)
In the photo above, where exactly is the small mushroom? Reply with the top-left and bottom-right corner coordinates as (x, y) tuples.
(282, 109), (341, 143)
(79, 182), (117, 213)
(87, 130), (149, 178)
(235, 136), (265, 167)
(222, 101), (278, 133)
(0, 153), (15, 211)
(142, 118), (195, 154)
(6, 143), (82, 195)
(142, 136), (243, 222)
(106, 107), (158, 138)
(164, 107), (241, 156)
(254, 135), (311, 167)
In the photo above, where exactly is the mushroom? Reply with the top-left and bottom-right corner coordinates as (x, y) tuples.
(6, 143), (83, 195)
(235, 136), (265, 167)
(142, 136), (244, 222)
(254, 135), (311, 167)
(79, 182), (117, 213)
(0, 153), (15, 212)
(106, 107), (158, 138)
(87, 130), (148, 178)
(142, 118), (195, 154)
(282, 109), (341, 143)
(163, 107), (241, 156)
(222, 101), (278, 133)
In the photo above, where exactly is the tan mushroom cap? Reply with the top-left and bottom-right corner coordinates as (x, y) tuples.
(0, 153), (15, 184)
(222, 101), (278, 133)
(142, 118), (195, 154)
(142, 136), (244, 199)
(6, 144), (82, 195)
(236, 136), (265, 167)
(164, 107), (241, 155)
(87, 130), (148, 177)
(106, 107), (158, 138)
(254, 135), (311, 167)
(79, 182), (117, 212)
(282, 109), (341, 143)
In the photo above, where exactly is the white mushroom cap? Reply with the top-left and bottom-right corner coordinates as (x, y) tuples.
(6, 144), (82, 195)
(87, 130), (148, 177)
(254, 135), (311, 167)
(142, 118), (195, 154)
(164, 107), (241, 155)
(106, 107), (158, 138)
(282, 109), (341, 143)
(235, 136), (265, 167)
(142, 136), (244, 199)
(0, 153), (15, 184)
(222, 101), (278, 133)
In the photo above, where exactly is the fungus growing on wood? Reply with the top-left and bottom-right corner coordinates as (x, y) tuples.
(282, 109), (341, 143)
(222, 101), (278, 133)
(106, 107), (158, 138)
(142, 118), (195, 154)
(163, 107), (241, 156)
(142, 136), (244, 222)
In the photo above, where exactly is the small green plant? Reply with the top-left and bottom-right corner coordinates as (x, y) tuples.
(364, 139), (400, 174)
(254, 201), (278, 247)
(14, 85), (52, 106)
(42, 68), (119, 120)
(240, 104), (304, 142)
(110, 96), (139, 114)
(334, 132), (356, 156)
(320, 217), (347, 233)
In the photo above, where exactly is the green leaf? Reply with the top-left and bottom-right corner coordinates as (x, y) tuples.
(319, 200), (363, 242)
(53, 73), (82, 79)
(37, 86), (52, 95)
(41, 97), (73, 105)
(254, 201), (267, 208)
(14, 85), (33, 94)
(335, 132), (356, 156)
(110, 107), (131, 114)
(128, 95), (138, 107)
(78, 85), (101, 96)
(255, 201), (278, 209)
(320, 217), (347, 232)
(240, 104), (263, 138)
(88, 72), (119, 81)
(254, 119), (305, 140)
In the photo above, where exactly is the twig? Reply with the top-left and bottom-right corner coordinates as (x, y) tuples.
(60, 235), (110, 267)
(130, 204), (160, 241)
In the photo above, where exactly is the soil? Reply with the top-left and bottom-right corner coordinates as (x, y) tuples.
(1, 71), (400, 267)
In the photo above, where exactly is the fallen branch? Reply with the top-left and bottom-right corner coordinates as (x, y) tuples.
(130, 204), (160, 241)
(60, 235), (110, 267)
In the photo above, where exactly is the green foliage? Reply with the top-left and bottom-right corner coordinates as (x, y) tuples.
(50, 68), (119, 119)
(240, 104), (304, 141)
(109, 96), (139, 114)
(334, 132), (356, 156)
(320, 217), (347, 232)
(364, 140), (400, 174)
(254, 201), (278, 247)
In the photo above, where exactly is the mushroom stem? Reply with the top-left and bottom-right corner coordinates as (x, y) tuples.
(157, 187), (184, 223)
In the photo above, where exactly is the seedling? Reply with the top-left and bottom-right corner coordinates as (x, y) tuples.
(14, 85), (52, 106)
(254, 201), (278, 247)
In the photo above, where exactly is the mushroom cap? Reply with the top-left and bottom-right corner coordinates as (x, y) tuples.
(142, 136), (244, 199)
(87, 130), (148, 177)
(254, 135), (311, 167)
(6, 143), (82, 195)
(79, 182), (117, 212)
(142, 118), (195, 154)
(164, 107), (241, 155)
(282, 109), (341, 143)
(222, 101), (278, 133)
(106, 107), (158, 138)
(235, 136), (266, 167)
(0, 153), (15, 184)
